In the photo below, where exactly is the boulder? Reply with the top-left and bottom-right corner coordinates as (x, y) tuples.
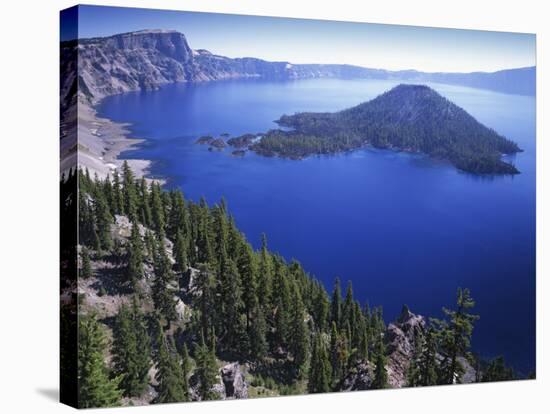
(221, 362), (248, 399)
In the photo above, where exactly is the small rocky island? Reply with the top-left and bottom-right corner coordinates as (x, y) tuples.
(196, 135), (227, 150)
(225, 84), (522, 175)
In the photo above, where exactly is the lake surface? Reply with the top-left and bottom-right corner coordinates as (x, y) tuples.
(99, 78), (536, 374)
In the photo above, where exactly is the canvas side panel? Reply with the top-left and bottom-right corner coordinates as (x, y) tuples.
(60, 5), (79, 409)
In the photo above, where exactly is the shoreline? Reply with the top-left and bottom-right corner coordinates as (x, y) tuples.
(74, 99), (159, 183)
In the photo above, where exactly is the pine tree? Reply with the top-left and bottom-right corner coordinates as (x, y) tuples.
(238, 243), (258, 332)
(126, 221), (144, 285)
(112, 301), (151, 397)
(78, 315), (122, 408)
(155, 330), (185, 403)
(80, 247), (93, 279)
(180, 343), (192, 401)
(122, 161), (138, 222)
(218, 253), (245, 351)
(434, 288), (479, 384)
(331, 277), (342, 329)
(195, 332), (220, 401)
(329, 322), (345, 388)
(257, 233), (273, 312)
(150, 182), (166, 237)
(195, 264), (217, 339)
(174, 229), (188, 273)
(78, 190), (94, 247)
(342, 281), (354, 332)
(94, 190), (113, 251)
(407, 326), (438, 387)
(289, 286), (309, 378)
(138, 177), (152, 227)
(167, 190), (183, 241)
(372, 338), (388, 389)
(308, 335), (331, 393)
(271, 261), (291, 351)
(249, 304), (268, 360)
(112, 170), (124, 215)
(152, 239), (178, 324)
(482, 356), (515, 382)
(313, 285), (330, 332)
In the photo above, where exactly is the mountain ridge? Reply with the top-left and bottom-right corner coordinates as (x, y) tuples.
(61, 29), (536, 104)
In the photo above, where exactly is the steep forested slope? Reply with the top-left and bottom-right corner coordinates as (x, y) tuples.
(60, 164), (518, 407)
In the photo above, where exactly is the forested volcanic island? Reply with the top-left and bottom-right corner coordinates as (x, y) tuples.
(223, 84), (521, 175)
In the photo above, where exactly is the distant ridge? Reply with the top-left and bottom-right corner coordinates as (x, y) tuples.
(60, 29), (536, 105)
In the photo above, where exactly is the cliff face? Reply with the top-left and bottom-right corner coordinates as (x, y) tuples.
(61, 29), (536, 105)
(74, 30), (200, 101)
(67, 30), (392, 103)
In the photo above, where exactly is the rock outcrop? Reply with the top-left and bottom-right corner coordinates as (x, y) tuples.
(385, 305), (426, 388)
(340, 361), (375, 391)
(190, 362), (248, 401)
(221, 363), (248, 399)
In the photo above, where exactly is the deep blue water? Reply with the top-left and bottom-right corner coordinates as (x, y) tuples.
(99, 78), (536, 374)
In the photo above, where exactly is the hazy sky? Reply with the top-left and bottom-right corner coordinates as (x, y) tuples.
(64, 5), (536, 73)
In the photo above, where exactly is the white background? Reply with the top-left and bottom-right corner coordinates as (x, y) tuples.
(0, 0), (547, 412)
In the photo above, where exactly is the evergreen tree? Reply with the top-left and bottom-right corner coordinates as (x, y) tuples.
(195, 264), (217, 339)
(249, 304), (268, 360)
(138, 177), (152, 227)
(78, 190), (94, 247)
(112, 170), (124, 215)
(482, 356), (515, 382)
(121, 161), (138, 222)
(218, 253), (245, 351)
(329, 322), (346, 388)
(289, 286), (310, 378)
(155, 330), (185, 403)
(180, 343), (192, 401)
(408, 326), (438, 387)
(238, 243), (258, 332)
(195, 332), (220, 401)
(150, 182), (166, 236)
(80, 247), (93, 279)
(372, 338), (388, 389)
(167, 190), (186, 242)
(78, 315), (122, 408)
(331, 278), (342, 329)
(126, 221), (144, 285)
(94, 190), (113, 251)
(112, 301), (151, 397)
(257, 233), (273, 312)
(174, 229), (188, 273)
(434, 288), (479, 384)
(152, 239), (178, 324)
(308, 335), (331, 393)
(342, 281), (354, 332)
(313, 285), (330, 332)
(271, 261), (291, 351)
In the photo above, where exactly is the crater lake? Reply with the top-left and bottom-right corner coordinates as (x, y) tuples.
(98, 78), (536, 374)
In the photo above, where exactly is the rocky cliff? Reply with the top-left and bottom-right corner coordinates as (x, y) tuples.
(61, 29), (536, 105)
